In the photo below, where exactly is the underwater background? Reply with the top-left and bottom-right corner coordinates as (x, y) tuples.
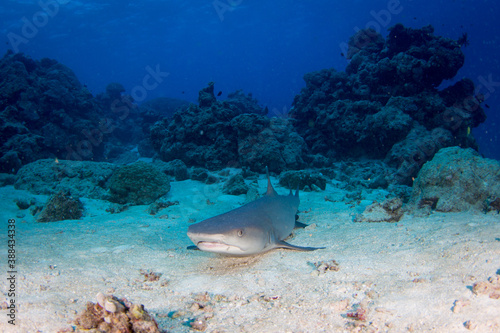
(1, 0), (499, 160)
(1, 1), (500, 332)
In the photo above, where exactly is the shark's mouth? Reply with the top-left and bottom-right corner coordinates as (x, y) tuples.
(197, 241), (241, 253)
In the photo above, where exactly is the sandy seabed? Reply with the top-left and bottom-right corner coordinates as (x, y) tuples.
(0, 176), (499, 333)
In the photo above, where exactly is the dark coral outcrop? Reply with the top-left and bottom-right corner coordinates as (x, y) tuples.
(290, 24), (486, 185)
(107, 161), (170, 205)
(36, 190), (84, 222)
(408, 147), (500, 212)
(0, 52), (142, 173)
(151, 83), (305, 173)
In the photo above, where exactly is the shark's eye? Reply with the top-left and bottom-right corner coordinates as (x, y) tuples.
(237, 229), (244, 237)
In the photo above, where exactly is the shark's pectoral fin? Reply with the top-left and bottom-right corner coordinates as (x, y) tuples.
(275, 241), (325, 252)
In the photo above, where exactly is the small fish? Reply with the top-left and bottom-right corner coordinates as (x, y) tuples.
(217, 91), (222, 96)
(467, 126), (471, 136)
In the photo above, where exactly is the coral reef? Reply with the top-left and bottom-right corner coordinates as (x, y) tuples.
(224, 89), (268, 115)
(278, 170), (327, 191)
(14, 159), (117, 199)
(36, 191), (84, 222)
(151, 83), (305, 172)
(289, 24), (486, 184)
(152, 159), (189, 181)
(0, 173), (16, 186)
(108, 161), (171, 205)
(0, 51), (143, 173)
(408, 147), (500, 212)
(73, 293), (160, 332)
(137, 97), (190, 157)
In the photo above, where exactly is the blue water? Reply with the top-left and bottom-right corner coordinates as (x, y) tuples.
(1, 0), (499, 158)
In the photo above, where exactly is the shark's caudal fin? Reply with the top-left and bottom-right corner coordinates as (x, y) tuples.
(265, 166), (278, 196)
(275, 240), (325, 252)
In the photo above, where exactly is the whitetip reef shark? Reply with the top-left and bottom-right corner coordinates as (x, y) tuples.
(187, 168), (324, 256)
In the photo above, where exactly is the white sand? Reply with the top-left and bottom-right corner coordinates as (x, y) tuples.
(0, 176), (499, 332)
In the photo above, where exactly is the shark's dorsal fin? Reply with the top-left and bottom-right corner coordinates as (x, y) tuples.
(265, 166), (278, 196)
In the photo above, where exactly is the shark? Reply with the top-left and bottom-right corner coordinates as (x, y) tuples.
(187, 169), (324, 256)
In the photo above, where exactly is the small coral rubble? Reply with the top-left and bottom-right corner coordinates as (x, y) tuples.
(311, 259), (340, 274)
(73, 293), (160, 333)
(472, 274), (500, 299)
(354, 197), (404, 223)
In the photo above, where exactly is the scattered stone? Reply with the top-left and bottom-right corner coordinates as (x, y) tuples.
(311, 259), (340, 274)
(139, 269), (162, 282)
(354, 197), (404, 222)
(452, 299), (470, 313)
(73, 293), (160, 332)
(190, 317), (207, 331)
(205, 174), (219, 184)
(346, 304), (368, 321)
(472, 274), (500, 299)
(464, 319), (478, 330)
(105, 203), (128, 214)
(37, 191), (84, 222)
(14, 197), (35, 210)
(148, 199), (179, 215)
(190, 167), (209, 181)
(222, 173), (249, 195)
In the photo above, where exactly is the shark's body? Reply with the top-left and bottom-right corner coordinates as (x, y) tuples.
(187, 171), (324, 256)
